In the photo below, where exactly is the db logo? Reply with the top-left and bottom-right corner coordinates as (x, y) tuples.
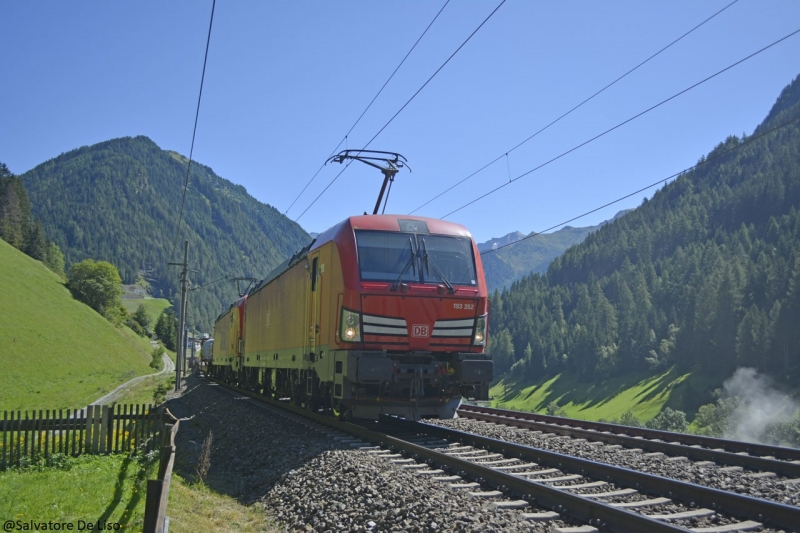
(411, 324), (429, 338)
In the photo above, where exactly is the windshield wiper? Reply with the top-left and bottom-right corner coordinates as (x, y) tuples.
(390, 237), (417, 291)
(420, 238), (455, 294)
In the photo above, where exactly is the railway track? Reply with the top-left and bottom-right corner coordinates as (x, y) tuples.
(207, 377), (800, 532)
(457, 405), (800, 477)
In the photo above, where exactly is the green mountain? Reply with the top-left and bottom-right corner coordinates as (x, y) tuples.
(479, 211), (632, 293)
(21, 136), (310, 331)
(491, 74), (800, 387)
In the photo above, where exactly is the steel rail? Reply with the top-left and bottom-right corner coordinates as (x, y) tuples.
(206, 377), (800, 531)
(458, 406), (800, 478)
(460, 404), (800, 461)
(206, 378), (685, 532)
(411, 418), (800, 531)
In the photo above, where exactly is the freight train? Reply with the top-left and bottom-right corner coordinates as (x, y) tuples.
(209, 214), (493, 420)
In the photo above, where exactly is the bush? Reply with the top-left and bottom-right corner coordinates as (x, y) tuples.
(618, 411), (643, 427)
(693, 396), (739, 437)
(546, 401), (567, 417)
(150, 345), (165, 370)
(645, 407), (689, 433)
(14, 452), (75, 472)
(599, 411), (642, 427)
(126, 316), (147, 336)
(66, 259), (123, 323)
(131, 304), (152, 336)
(154, 376), (175, 404)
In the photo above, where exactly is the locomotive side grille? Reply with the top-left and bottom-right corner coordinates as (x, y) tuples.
(363, 314), (408, 337)
(432, 318), (475, 338)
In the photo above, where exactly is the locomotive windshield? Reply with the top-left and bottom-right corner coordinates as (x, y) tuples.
(355, 230), (477, 286)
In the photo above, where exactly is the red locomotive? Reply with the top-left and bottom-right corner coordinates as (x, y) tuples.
(212, 214), (493, 419)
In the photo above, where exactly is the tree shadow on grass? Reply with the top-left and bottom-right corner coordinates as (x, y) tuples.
(116, 457), (151, 530)
(502, 367), (685, 416)
(95, 456), (134, 526)
(97, 450), (152, 528)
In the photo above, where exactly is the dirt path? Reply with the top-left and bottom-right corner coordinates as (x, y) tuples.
(88, 353), (175, 407)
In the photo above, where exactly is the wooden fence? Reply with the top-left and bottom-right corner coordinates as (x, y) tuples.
(143, 410), (180, 533)
(1, 404), (162, 470)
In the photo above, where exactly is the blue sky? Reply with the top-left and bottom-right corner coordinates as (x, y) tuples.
(2, 1), (799, 243)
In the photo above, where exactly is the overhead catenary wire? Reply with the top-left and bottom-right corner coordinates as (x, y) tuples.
(282, 0), (451, 217)
(246, 0), (452, 276)
(480, 114), (800, 257)
(190, 273), (230, 291)
(292, 0), (507, 224)
(441, 26), (800, 220)
(171, 0), (216, 257)
(408, 0), (740, 215)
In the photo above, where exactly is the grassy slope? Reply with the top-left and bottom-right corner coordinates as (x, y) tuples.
(168, 475), (277, 532)
(121, 297), (172, 324)
(112, 374), (174, 406)
(490, 366), (721, 422)
(0, 447), (274, 533)
(0, 239), (155, 411)
(0, 454), (156, 530)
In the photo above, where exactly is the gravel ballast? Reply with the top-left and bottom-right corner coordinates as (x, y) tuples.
(164, 377), (574, 532)
(428, 417), (800, 509)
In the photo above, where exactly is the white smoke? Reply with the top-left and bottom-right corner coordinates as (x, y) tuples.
(722, 367), (798, 444)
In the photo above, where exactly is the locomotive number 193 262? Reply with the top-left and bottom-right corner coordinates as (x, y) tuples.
(453, 303), (475, 310)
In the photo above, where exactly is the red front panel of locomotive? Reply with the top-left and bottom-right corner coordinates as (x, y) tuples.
(331, 215), (489, 353)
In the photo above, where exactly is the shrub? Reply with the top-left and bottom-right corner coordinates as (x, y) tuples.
(66, 259), (123, 323)
(645, 407), (688, 433)
(150, 345), (165, 370)
(617, 411), (643, 428)
(546, 401), (567, 417)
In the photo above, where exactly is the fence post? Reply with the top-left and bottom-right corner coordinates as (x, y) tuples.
(99, 406), (108, 454)
(143, 410), (180, 533)
(14, 411), (19, 467)
(44, 410), (50, 457)
(2, 411), (6, 471)
(83, 406), (91, 454)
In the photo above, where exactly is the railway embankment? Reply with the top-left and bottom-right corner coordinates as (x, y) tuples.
(165, 375), (574, 532)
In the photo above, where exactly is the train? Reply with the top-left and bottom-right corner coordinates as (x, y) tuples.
(208, 214), (493, 420)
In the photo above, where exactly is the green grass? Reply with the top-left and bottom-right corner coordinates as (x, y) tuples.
(0, 239), (157, 411)
(0, 454), (157, 531)
(168, 475), (277, 532)
(491, 366), (721, 422)
(121, 297), (172, 324)
(112, 374), (175, 406)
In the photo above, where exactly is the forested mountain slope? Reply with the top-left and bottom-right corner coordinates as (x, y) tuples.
(491, 74), (800, 383)
(480, 211), (632, 293)
(21, 136), (310, 330)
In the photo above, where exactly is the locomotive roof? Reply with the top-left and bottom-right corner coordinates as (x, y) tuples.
(248, 214), (473, 297)
(311, 214), (472, 250)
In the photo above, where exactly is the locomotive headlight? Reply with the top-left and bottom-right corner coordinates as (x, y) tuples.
(473, 315), (487, 346)
(340, 308), (361, 342)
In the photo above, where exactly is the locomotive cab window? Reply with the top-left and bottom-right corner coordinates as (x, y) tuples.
(355, 230), (476, 286)
(420, 235), (477, 286)
(355, 231), (418, 282)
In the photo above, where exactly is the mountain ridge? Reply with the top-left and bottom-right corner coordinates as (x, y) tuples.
(21, 136), (310, 330)
(479, 210), (632, 292)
